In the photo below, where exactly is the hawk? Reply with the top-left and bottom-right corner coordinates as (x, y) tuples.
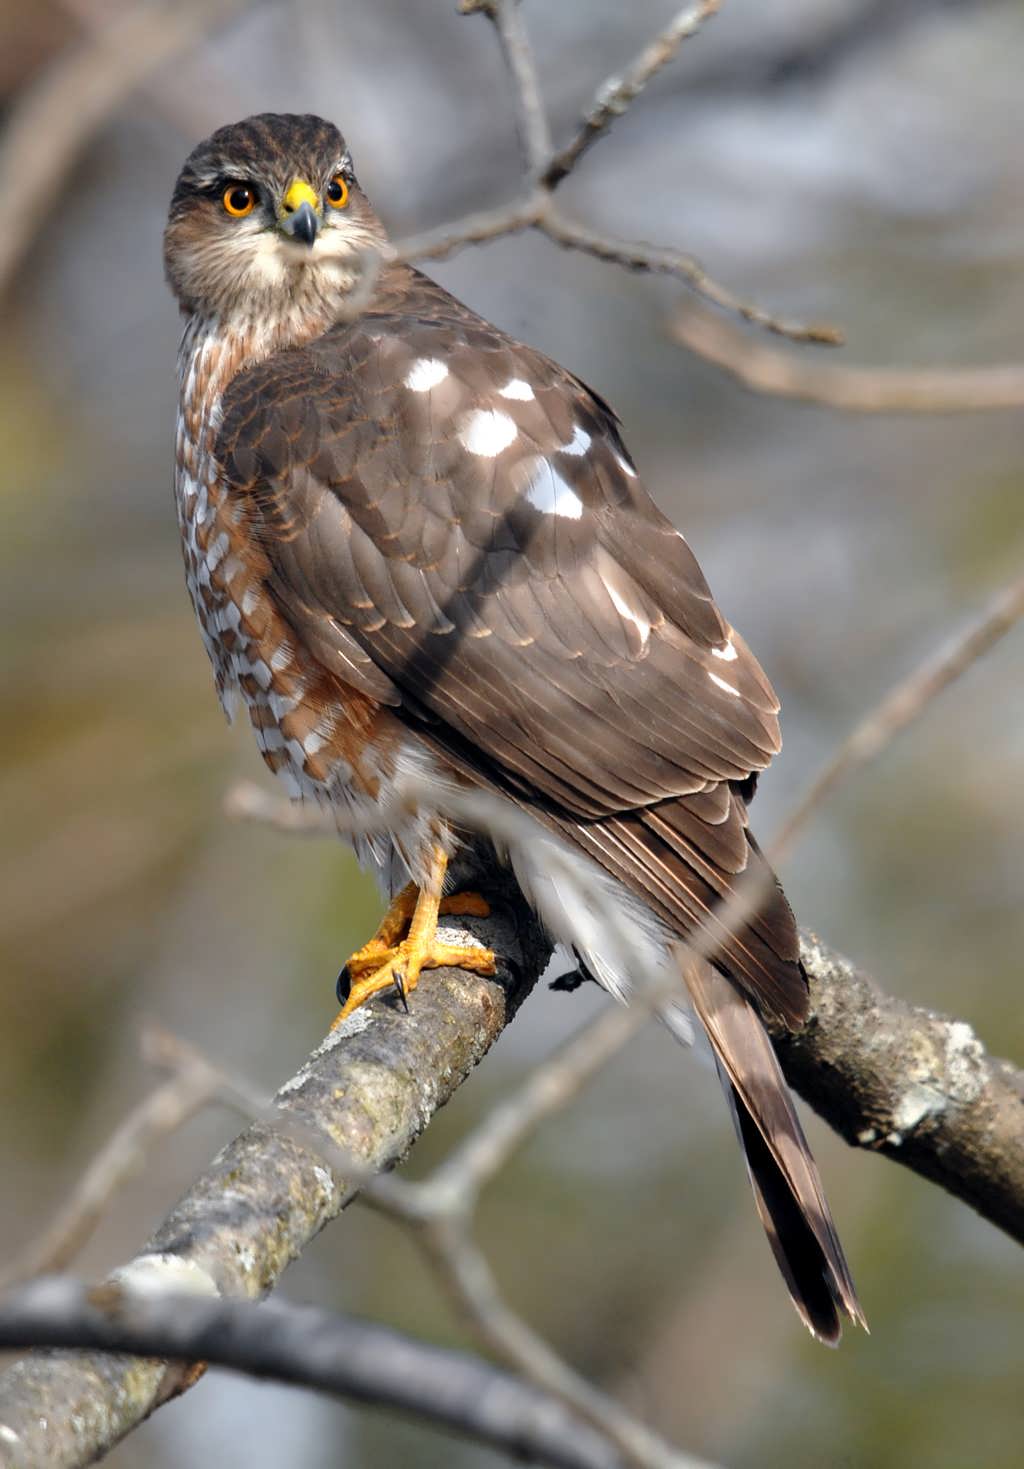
(165, 114), (863, 1342)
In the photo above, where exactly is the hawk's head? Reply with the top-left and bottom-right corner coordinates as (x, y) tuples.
(164, 113), (385, 320)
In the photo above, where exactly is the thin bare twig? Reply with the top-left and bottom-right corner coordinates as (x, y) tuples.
(418, 1218), (713, 1469)
(674, 302), (1024, 410)
(773, 572), (1024, 857)
(432, 999), (650, 1205)
(461, 0), (553, 177)
(58, 0), (247, 138)
(0, 1277), (631, 1469)
(404, 4), (841, 344)
(390, 193), (547, 264)
(543, 1), (723, 188)
(0, 1030), (225, 1291)
(389, 192), (838, 343)
(542, 214), (843, 344)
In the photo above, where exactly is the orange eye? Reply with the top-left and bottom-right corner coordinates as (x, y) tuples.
(222, 183), (257, 217)
(326, 175), (349, 209)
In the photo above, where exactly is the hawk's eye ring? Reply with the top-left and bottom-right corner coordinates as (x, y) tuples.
(222, 184), (257, 217)
(326, 176), (349, 209)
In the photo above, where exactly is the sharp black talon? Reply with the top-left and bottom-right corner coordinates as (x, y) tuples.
(336, 966), (352, 1004)
(549, 948), (599, 993)
(392, 969), (410, 1013)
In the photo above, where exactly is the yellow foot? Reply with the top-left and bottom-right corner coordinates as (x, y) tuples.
(342, 881), (420, 977)
(332, 933), (496, 1027)
(332, 854), (496, 1028)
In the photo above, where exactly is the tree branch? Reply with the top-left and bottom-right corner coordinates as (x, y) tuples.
(784, 934), (1024, 1243)
(0, 1278), (631, 1469)
(461, 0), (552, 178)
(542, 1), (723, 188)
(683, 0), (990, 96)
(673, 302), (1024, 411)
(0, 1031), (228, 1292)
(773, 574), (1024, 856)
(0, 0), (255, 298)
(540, 215), (842, 343)
(2, 917), (1019, 1465)
(0, 877), (551, 1467)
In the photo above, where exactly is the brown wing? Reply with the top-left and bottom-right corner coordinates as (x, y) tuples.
(555, 793), (805, 1026)
(216, 266), (803, 1020)
(218, 270), (780, 812)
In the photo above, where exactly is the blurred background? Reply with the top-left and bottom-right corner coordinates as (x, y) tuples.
(1, 1), (1022, 1464)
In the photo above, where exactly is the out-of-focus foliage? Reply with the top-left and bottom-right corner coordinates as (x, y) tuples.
(1, 3), (1022, 1466)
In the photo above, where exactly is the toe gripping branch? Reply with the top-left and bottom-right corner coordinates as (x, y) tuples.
(332, 844), (496, 1027)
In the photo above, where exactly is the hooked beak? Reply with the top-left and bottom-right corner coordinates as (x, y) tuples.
(278, 178), (320, 248)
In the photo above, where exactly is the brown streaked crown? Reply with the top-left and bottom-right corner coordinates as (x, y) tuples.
(169, 114), (351, 214)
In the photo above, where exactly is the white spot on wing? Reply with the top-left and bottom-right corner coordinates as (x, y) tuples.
(604, 578), (650, 645)
(214, 601), (241, 634)
(498, 377), (534, 401)
(269, 691), (298, 719)
(561, 424), (591, 457)
(206, 532), (229, 571)
(525, 460), (584, 519)
(711, 639), (738, 662)
(460, 408), (518, 457)
(708, 670), (741, 697)
(405, 357), (448, 392)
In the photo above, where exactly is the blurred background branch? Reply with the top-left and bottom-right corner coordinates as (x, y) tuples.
(0, 1277), (653, 1469)
(0, 1030), (229, 1292)
(674, 303), (1024, 411)
(0, 0), (257, 297)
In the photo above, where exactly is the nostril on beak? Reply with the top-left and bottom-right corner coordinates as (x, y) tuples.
(281, 199), (318, 247)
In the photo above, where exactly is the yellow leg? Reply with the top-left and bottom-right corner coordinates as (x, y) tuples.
(332, 847), (496, 1027)
(342, 881), (419, 975)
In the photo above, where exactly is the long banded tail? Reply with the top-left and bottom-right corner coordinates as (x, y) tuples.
(683, 957), (866, 1344)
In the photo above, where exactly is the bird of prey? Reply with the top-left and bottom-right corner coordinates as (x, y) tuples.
(165, 113), (864, 1342)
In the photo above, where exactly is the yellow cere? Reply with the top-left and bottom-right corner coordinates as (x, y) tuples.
(282, 178), (319, 216)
